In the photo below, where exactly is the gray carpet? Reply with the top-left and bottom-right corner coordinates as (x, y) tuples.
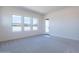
(0, 35), (79, 53)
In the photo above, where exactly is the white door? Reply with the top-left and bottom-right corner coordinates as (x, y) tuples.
(45, 20), (49, 34)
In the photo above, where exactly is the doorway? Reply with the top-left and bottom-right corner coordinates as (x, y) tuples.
(45, 19), (49, 34)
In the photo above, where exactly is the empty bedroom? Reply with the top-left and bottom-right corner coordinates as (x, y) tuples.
(0, 6), (79, 53)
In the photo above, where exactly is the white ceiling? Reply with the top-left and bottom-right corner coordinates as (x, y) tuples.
(23, 6), (67, 15)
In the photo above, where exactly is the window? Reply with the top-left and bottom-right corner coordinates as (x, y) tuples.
(24, 17), (31, 25)
(12, 26), (22, 32)
(12, 15), (22, 32)
(33, 26), (38, 30)
(32, 17), (38, 30)
(12, 15), (21, 24)
(24, 17), (31, 31)
(11, 15), (38, 32)
(24, 26), (31, 31)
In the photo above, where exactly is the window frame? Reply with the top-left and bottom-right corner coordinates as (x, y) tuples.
(11, 15), (22, 32)
(32, 17), (38, 31)
(23, 16), (31, 31)
(11, 15), (39, 32)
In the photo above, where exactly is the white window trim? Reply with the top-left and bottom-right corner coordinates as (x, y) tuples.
(12, 15), (22, 32)
(11, 15), (38, 32)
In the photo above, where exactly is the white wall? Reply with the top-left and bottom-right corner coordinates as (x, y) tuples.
(0, 7), (3, 40)
(0, 6), (44, 41)
(45, 7), (79, 40)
